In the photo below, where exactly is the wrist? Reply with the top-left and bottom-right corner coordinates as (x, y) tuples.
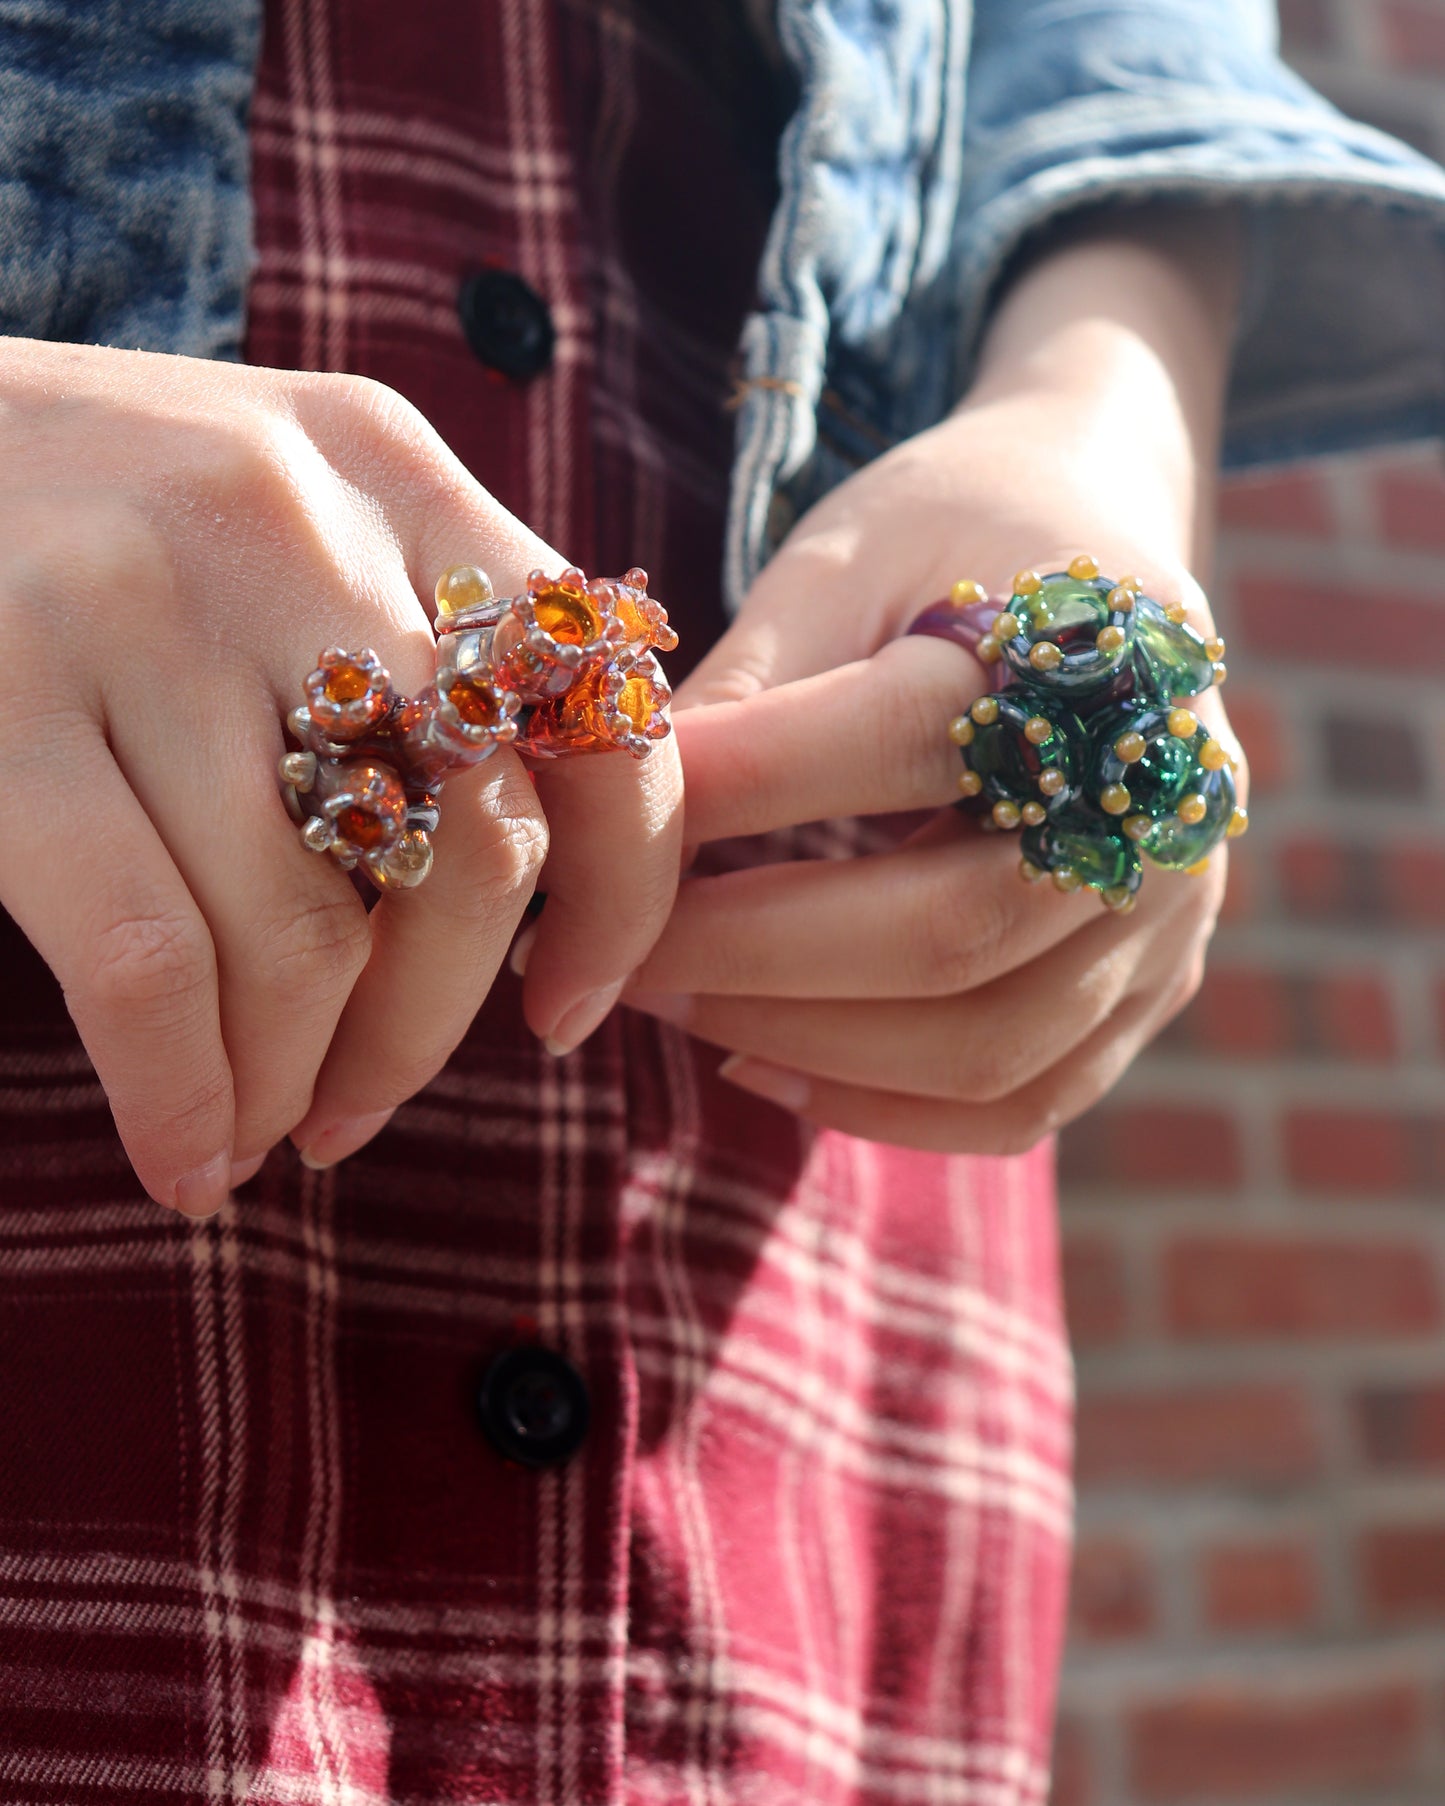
(966, 206), (1243, 571)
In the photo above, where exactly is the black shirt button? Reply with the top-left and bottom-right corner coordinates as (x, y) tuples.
(476, 1345), (590, 1469)
(457, 270), (556, 382)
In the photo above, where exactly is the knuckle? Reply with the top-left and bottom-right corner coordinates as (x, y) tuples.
(251, 889), (370, 995)
(79, 908), (214, 1022)
(451, 782), (551, 918)
(906, 879), (1003, 997)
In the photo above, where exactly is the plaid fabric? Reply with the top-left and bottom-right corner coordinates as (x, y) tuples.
(0, 0), (1072, 1799)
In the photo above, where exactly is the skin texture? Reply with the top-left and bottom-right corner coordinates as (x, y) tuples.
(594, 208), (1248, 1153)
(0, 347), (682, 1213)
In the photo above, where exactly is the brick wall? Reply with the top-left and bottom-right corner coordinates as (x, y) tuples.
(1053, 4), (1445, 1802)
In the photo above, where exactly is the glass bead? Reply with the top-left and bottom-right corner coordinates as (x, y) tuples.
(1142, 765), (1237, 869)
(1000, 572), (1137, 700)
(1090, 702), (1212, 824)
(961, 692), (1081, 808)
(1132, 596), (1216, 698)
(1021, 807), (1142, 894)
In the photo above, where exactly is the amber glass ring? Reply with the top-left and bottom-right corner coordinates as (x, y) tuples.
(277, 564), (678, 891)
(907, 557), (1247, 911)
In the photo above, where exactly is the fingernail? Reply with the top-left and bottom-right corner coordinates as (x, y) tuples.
(230, 1151), (268, 1189)
(298, 1108), (395, 1171)
(717, 1054), (811, 1113)
(509, 923), (538, 978)
(543, 979), (626, 1057)
(172, 1150), (233, 1219)
(622, 989), (695, 1029)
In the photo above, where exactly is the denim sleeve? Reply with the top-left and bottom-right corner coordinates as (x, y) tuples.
(959, 0), (1445, 466)
(0, 0), (262, 358)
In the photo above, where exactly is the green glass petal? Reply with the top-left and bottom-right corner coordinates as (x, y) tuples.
(1143, 764), (1238, 869)
(1002, 572), (1137, 702)
(1090, 702), (1211, 820)
(1132, 598), (1215, 700)
(1021, 807), (1142, 894)
(964, 693), (1082, 805)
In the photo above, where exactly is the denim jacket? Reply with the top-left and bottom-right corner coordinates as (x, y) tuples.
(3, 0), (1445, 611)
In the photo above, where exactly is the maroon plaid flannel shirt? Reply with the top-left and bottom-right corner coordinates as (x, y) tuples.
(0, 0), (1072, 1798)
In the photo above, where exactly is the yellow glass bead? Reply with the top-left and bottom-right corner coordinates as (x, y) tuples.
(1205, 636), (1226, 662)
(1186, 857), (1212, 876)
(1114, 731), (1146, 763)
(948, 715), (976, 746)
(1213, 662), (1228, 686)
(1177, 793), (1208, 825)
(992, 611), (1021, 642)
(1052, 867), (1082, 894)
(977, 635), (1002, 664)
(1102, 885), (1136, 913)
(1200, 739), (1229, 771)
(1167, 707), (1197, 739)
(1124, 815), (1153, 842)
(1024, 716), (1052, 745)
(992, 800), (1022, 831)
(971, 696), (999, 726)
(434, 564), (495, 616)
(1068, 554), (1100, 581)
(1038, 768), (1067, 797)
(1117, 573), (1142, 594)
(1096, 625), (1126, 655)
(1164, 601), (1189, 626)
(1227, 806), (1250, 839)
(1019, 858), (1046, 884)
(1021, 801), (1046, 826)
(1029, 642), (1063, 672)
(1107, 584), (1136, 612)
(1012, 569), (1042, 597)
(951, 578), (989, 607)
(1100, 782), (1132, 816)
(957, 770), (983, 797)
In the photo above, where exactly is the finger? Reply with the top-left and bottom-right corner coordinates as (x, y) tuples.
(520, 739), (684, 1054)
(626, 814), (1095, 998)
(105, 658), (377, 1171)
(0, 718), (236, 1215)
(625, 901), (1147, 1103)
(287, 747), (549, 1165)
(674, 631), (984, 844)
(707, 988), (1161, 1156)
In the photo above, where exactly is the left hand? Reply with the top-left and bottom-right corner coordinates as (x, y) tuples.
(606, 218), (1246, 1152)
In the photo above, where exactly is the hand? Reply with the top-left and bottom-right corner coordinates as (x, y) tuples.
(0, 339), (682, 1213)
(617, 216), (1245, 1153)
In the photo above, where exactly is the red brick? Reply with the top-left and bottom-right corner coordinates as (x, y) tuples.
(1376, 465), (1445, 551)
(1202, 1538), (1318, 1633)
(1129, 1680), (1423, 1802)
(1381, 843), (1445, 930)
(1076, 1386), (1320, 1488)
(1305, 972), (1396, 1061)
(1059, 1105), (1242, 1192)
(1165, 1236), (1439, 1339)
(1356, 1382), (1445, 1470)
(1167, 966), (1292, 1058)
(1283, 1107), (1441, 1196)
(1071, 1536), (1155, 1642)
(1218, 470), (1334, 536)
(1221, 685), (1288, 793)
(1379, 1), (1445, 75)
(1279, 836), (1357, 923)
(1062, 1235), (1128, 1347)
(1218, 842), (1257, 925)
(1362, 1524), (1445, 1624)
(1235, 574), (1445, 670)
(1051, 1715), (1093, 1806)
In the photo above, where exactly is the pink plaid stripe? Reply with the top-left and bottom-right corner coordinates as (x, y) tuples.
(0, 0), (1072, 1797)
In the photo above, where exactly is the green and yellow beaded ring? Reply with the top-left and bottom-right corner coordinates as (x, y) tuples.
(909, 556), (1247, 911)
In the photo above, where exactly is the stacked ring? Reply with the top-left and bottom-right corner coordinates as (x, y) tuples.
(277, 564), (677, 891)
(908, 556), (1247, 909)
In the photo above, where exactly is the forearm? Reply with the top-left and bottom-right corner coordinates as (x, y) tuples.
(965, 206), (1245, 578)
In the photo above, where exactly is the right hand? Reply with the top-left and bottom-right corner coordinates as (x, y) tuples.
(0, 339), (683, 1215)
